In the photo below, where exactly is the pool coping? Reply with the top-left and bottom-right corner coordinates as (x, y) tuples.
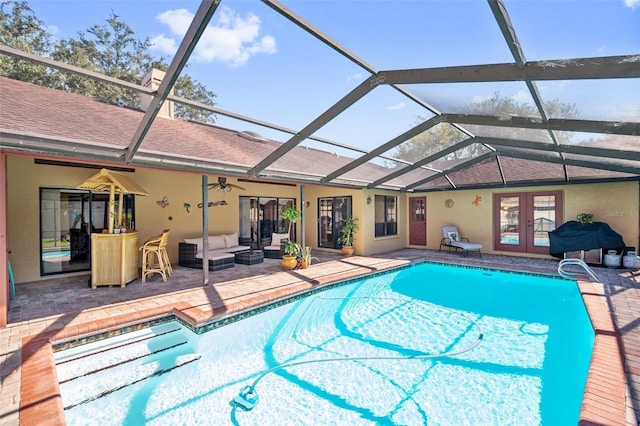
(19, 260), (627, 425)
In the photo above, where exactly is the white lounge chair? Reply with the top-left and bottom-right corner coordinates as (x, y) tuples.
(264, 232), (289, 259)
(439, 226), (482, 257)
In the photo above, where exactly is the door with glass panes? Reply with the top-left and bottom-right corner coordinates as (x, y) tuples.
(318, 197), (352, 249)
(494, 191), (563, 255)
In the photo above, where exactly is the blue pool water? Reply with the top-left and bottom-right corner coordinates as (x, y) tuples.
(42, 249), (70, 259)
(57, 263), (594, 425)
(500, 236), (549, 246)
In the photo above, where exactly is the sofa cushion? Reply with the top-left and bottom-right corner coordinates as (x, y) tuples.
(224, 232), (239, 248)
(209, 235), (226, 250)
(183, 238), (203, 252)
(271, 233), (289, 246)
(224, 245), (251, 253)
(195, 251), (234, 261)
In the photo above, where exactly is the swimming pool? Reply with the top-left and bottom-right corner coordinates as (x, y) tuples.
(56, 263), (594, 425)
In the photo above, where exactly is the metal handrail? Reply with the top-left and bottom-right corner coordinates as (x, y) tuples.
(558, 258), (599, 282)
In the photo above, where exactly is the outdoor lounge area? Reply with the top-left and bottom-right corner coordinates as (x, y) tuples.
(0, 0), (639, 424)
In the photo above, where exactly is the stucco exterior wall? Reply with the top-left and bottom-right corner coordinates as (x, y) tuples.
(295, 186), (408, 256)
(7, 155), (639, 283)
(8, 157), (302, 283)
(420, 182), (639, 255)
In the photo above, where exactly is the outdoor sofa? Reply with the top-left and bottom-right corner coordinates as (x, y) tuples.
(178, 233), (250, 271)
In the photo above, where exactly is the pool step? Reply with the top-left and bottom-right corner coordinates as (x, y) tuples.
(55, 322), (200, 409)
(56, 326), (189, 383)
(54, 321), (184, 365)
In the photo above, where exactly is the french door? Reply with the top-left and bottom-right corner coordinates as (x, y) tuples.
(494, 191), (563, 255)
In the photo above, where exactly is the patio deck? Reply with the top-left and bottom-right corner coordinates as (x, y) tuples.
(1, 249), (639, 425)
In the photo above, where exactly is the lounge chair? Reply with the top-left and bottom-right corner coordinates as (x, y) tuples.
(439, 226), (482, 257)
(264, 233), (289, 259)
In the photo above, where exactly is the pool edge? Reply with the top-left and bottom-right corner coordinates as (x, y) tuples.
(18, 262), (628, 425)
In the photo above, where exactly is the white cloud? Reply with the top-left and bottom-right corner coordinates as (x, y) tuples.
(471, 95), (493, 105)
(151, 6), (276, 67)
(150, 34), (178, 54)
(156, 8), (192, 36)
(625, 0), (640, 8)
(511, 90), (534, 105)
(386, 102), (406, 111)
(346, 72), (364, 82)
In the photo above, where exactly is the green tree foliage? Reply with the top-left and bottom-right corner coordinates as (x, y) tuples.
(393, 122), (470, 162)
(0, 1), (216, 122)
(0, 0), (52, 85)
(392, 92), (578, 163)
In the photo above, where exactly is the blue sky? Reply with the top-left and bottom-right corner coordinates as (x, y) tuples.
(25, 0), (640, 154)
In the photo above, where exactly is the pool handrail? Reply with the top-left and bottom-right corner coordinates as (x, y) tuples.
(558, 258), (599, 282)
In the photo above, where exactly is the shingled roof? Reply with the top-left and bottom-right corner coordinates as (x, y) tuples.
(0, 76), (402, 188)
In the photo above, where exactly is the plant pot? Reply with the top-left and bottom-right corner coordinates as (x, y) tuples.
(341, 245), (354, 256)
(282, 255), (298, 270)
(299, 260), (308, 269)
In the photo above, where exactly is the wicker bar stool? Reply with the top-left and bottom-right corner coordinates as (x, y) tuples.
(140, 229), (171, 283)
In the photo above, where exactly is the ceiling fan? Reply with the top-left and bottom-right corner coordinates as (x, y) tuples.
(208, 177), (245, 192)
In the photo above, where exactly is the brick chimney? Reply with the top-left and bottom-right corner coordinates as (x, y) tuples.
(140, 69), (174, 119)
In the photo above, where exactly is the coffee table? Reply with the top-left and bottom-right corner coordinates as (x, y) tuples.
(234, 250), (264, 265)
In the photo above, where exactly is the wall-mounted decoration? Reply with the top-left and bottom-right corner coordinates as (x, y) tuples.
(197, 200), (228, 208)
(156, 196), (169, 208)
(472, 195), (482, 206)
(184, 202), (191, 213)
(445, 199), (454, 208)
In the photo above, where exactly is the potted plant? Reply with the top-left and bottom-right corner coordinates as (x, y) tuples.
(577, 213), (594, 224)
(299, 246), (319, 269)
(282, 240), (301, 270)
(282, 205), (301, 238)
(338, 217), (359, 256)
(281, 205), (301, 269)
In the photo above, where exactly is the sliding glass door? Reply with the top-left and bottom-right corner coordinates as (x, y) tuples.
(318, 196), (352, 249)
(239, 196), (295, 249)
(40, 189), (135, 276)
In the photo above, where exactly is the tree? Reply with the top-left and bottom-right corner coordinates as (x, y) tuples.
(392, 92), (579, 163)
(1, 1), (217, 122)
(173, 74), (217, 123)
(0, 0), (53, 85)
(393, 122), (470, 162)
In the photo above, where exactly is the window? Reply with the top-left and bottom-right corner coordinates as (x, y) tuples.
(374, 195), (397, 237)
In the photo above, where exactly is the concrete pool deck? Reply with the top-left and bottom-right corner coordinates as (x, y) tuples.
(1, 249), (638, 425)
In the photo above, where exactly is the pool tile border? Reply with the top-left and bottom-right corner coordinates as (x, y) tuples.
(18, 259), (627, 425)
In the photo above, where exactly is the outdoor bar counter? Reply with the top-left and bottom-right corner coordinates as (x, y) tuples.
(90, 231), (139, 288)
